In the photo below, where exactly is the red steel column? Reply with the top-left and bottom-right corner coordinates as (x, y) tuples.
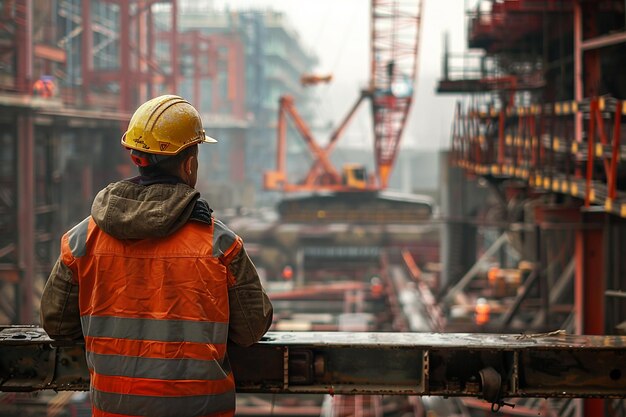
(574, 209), (605, 416)
(582, 1), (601, 98)
(119, 1), (131, 111)
(81, 0), (92, 106)
(573, 1), (582, 143)
(192, 32), (200, 110)
(276, 97), (287, 176)
(15, 0), (33, 94)
(15, 0), (34, 323)
(146, 3), (154, 98)
(228, 39), (245, 119)
(17, 112), (35, 324)
(497, 110), (504, 164)
(138, 0), (147, 104)
(169, 0), (179, 94)
(229, 129), (245, 183)
(608, 101), (621, 201)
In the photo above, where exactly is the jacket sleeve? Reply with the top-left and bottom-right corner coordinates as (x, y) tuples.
(40, 256), (83, 340)
(223, 246), (273, 347)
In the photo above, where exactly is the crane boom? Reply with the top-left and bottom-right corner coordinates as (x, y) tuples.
(371, 0), (424, 188)
(264, 1), (424, 192)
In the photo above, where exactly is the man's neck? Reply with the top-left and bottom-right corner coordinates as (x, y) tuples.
(128, 175), (186, 186)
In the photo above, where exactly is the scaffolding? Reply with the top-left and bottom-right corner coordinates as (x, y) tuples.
(438, 2), (626, 415)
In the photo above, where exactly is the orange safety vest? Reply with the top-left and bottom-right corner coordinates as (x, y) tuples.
(61, 216), (242, 417)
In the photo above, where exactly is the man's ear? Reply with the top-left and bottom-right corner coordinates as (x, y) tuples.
(184, 154), (194, 174)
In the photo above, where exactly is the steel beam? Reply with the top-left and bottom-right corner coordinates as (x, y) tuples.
(16, 113), (34, 324)
(1, 328), (625, 404)
(81, 0), (92, 106)
(33, 44), (66, 63)
(15, 0), (33, 93)
(170, 0), (178, 93)
(119, 1), (131, 111)
(574, 2), (582, 143)
(575, 209), (607, 416)
(581, 31), (626, 51)
(575, 210), (606, 336)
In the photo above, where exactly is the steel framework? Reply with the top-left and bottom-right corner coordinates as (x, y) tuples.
(0, 0), (252, 326)
(443, 2), (626, 414)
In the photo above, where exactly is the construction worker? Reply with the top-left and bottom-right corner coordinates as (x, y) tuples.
(474, 297), (491, 327)
(40, 95), (273, 417)
(281, 265), (294, 281)
(33, 76), (55, 98)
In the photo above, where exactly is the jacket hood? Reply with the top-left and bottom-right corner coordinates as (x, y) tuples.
(91, 180), (200, 240)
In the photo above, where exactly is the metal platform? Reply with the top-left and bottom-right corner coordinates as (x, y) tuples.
(1, 327), (625, 404)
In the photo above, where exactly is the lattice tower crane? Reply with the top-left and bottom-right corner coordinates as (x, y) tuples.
(264, 0), (424, 192)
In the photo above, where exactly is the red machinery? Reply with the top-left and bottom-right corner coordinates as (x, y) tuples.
(264, 0), (424, 192)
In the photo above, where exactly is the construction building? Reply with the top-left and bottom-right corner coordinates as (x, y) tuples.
(1, 1), (626, 417)
(438, 1), (626, 414)
(0, 0), (316, 324)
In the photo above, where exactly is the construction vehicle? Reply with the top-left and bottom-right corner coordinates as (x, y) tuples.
(341, 163), (368, 189)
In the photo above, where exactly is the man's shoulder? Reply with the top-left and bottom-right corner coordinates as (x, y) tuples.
(190, 198), (213, 226)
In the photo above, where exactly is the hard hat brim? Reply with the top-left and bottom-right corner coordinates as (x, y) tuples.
(202, 135), (218, 144)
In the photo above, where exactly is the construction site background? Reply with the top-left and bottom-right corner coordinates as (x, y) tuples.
(2, 1), (626, 416)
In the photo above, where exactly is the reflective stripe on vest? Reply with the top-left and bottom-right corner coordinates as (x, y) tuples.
(81, 316), (228, 344)
(92, 388), (235, 417)
(212, 219), (237, 257)
(86, 351), (232, 381)
(67, 217), (90, 257)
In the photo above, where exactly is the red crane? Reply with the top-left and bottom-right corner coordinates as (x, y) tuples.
(264, 0), (424, 192)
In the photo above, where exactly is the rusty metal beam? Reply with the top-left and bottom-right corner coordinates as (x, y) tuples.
(1, 328), (625, 404)
(581, 31), (626, 51)
(33, 43), (66, 63)
(16, 113), (34, 324)
(81, 0), (92, 106)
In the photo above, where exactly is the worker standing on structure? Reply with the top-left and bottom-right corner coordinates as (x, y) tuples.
(474, 297), (491, 327)
(40, 95), (273, 417)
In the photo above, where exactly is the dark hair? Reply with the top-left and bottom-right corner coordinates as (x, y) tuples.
(138, 145), (198, 178)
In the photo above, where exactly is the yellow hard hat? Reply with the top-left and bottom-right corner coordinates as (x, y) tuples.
(121, 95), (217, 159)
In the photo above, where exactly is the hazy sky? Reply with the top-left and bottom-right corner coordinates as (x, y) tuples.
(213, 0), (468, 150)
